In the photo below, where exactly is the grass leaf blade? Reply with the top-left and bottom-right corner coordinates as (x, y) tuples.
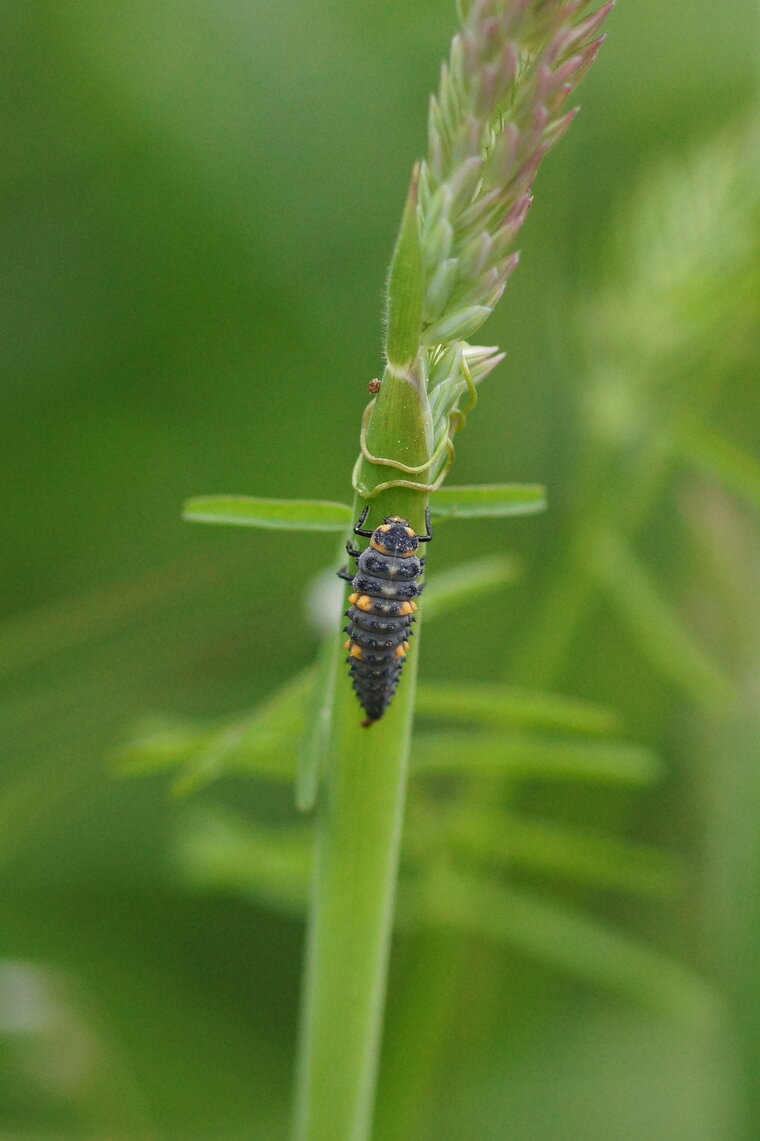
(421, 555), (520, 622)
(415, 681), (622, 735)
(420, 873), (718, 1026)
(432, 484), (546, 518)
(183, 496), (353, 531)
(412, 732), (662, 784)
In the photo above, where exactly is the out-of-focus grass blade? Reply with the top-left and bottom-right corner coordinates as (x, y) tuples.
(115, 717), (216, 774)
(679, 419), (760, 510)
(116, 670), (313, 791)
(171, 725), (290, 797)
(175, 807), (310, 915)
(119, 718), (293, 789)
(182, 496), (353, 531)
(296, 635), (340, 813)
(590, 529), (732, 705)
(0, 553), (246, 677)
(296, 531), (350, 812)
(415, 680), (621, 735)
(431, 484), (546, 518)
(447, 808), (679, 898)
(418, 872), (718, 1026)
(172, 669), (312, 795)
(411, 732), (661, 784)
(421, 555), (520, 622)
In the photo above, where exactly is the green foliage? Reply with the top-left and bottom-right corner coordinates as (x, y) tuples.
(167, 103), (760, 1141)
(679, 419), (760, 511)
(412, 873), (716, 1026)
(385, 167), (425, 369)
(2, 0), (759, 1139)
(414, 679), (621, 734)
(431, 482), (546, 517)
(182, 497), (354, 531)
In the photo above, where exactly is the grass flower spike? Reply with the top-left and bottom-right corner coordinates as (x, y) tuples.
(421, 0), (610, 345)
(356, 0), (612, 501)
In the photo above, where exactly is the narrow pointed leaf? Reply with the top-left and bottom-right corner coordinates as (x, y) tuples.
(431, 483), (546, 518)
(590, 530), (733, 704)
(116, 670), (312, 787)
(175, 808), (310, 914)
(412, 731), (661, 784)
(415, 681), (622, 735)
(182, 496), (353, 531)
(172, 669), (312, 794)
(417, 872), (718, 1026)
(115, 718), (217, 775)
(385, 165), (424, 368)
(679, 420), (760, 510)
(296, 636), (339, 812)
(421, 554), (520, 621)
(447, 808), (679, 898)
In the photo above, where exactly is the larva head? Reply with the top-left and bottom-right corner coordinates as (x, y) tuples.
(370, 516), (418, 556)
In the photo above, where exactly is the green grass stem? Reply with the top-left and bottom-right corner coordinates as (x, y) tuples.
(292, 484), (428, 1141)
(292, 627), (420, 1141)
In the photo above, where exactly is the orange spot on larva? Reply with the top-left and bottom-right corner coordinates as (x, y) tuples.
(350, 644), (363, 659)
(356, 595), (373, 612)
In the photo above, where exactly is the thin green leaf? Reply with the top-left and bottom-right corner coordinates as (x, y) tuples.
(296, 636), (339, 813)
(170, 723), (285, 798)
(431, 484), (546, 518)
(679, 419), (760, 510)
(117, 671), (312, 788)
(417, 872), (718, 1026)
(182, 496), (353, 531)
(411, 731), (662, 784)
(385, 165), (424, 368)
(172, 669), (312, 795)
(590, 529), (733, 705)
(447, 808), (679, 898)
(175, 807), (310, 914)
(421, 555), (520, 622)
(115, 718), (217, 775)
(415, 681), (622, 735)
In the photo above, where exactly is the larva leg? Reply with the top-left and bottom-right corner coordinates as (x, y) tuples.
(353, 506), (374, 538)
(417, 505), (433, 542)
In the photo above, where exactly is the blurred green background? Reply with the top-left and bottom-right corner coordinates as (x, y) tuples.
(3, 1), (760, 1138)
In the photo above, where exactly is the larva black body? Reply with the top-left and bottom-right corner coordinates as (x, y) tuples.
(339, 506), (432, 727)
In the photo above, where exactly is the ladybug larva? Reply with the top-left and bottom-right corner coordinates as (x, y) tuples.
(338, 506), (432, 726)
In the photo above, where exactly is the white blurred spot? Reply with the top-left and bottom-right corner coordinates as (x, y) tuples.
(0, 958), (97, 1092)
(0, 959), (55, 1033)
(304, 567), (345, 635)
